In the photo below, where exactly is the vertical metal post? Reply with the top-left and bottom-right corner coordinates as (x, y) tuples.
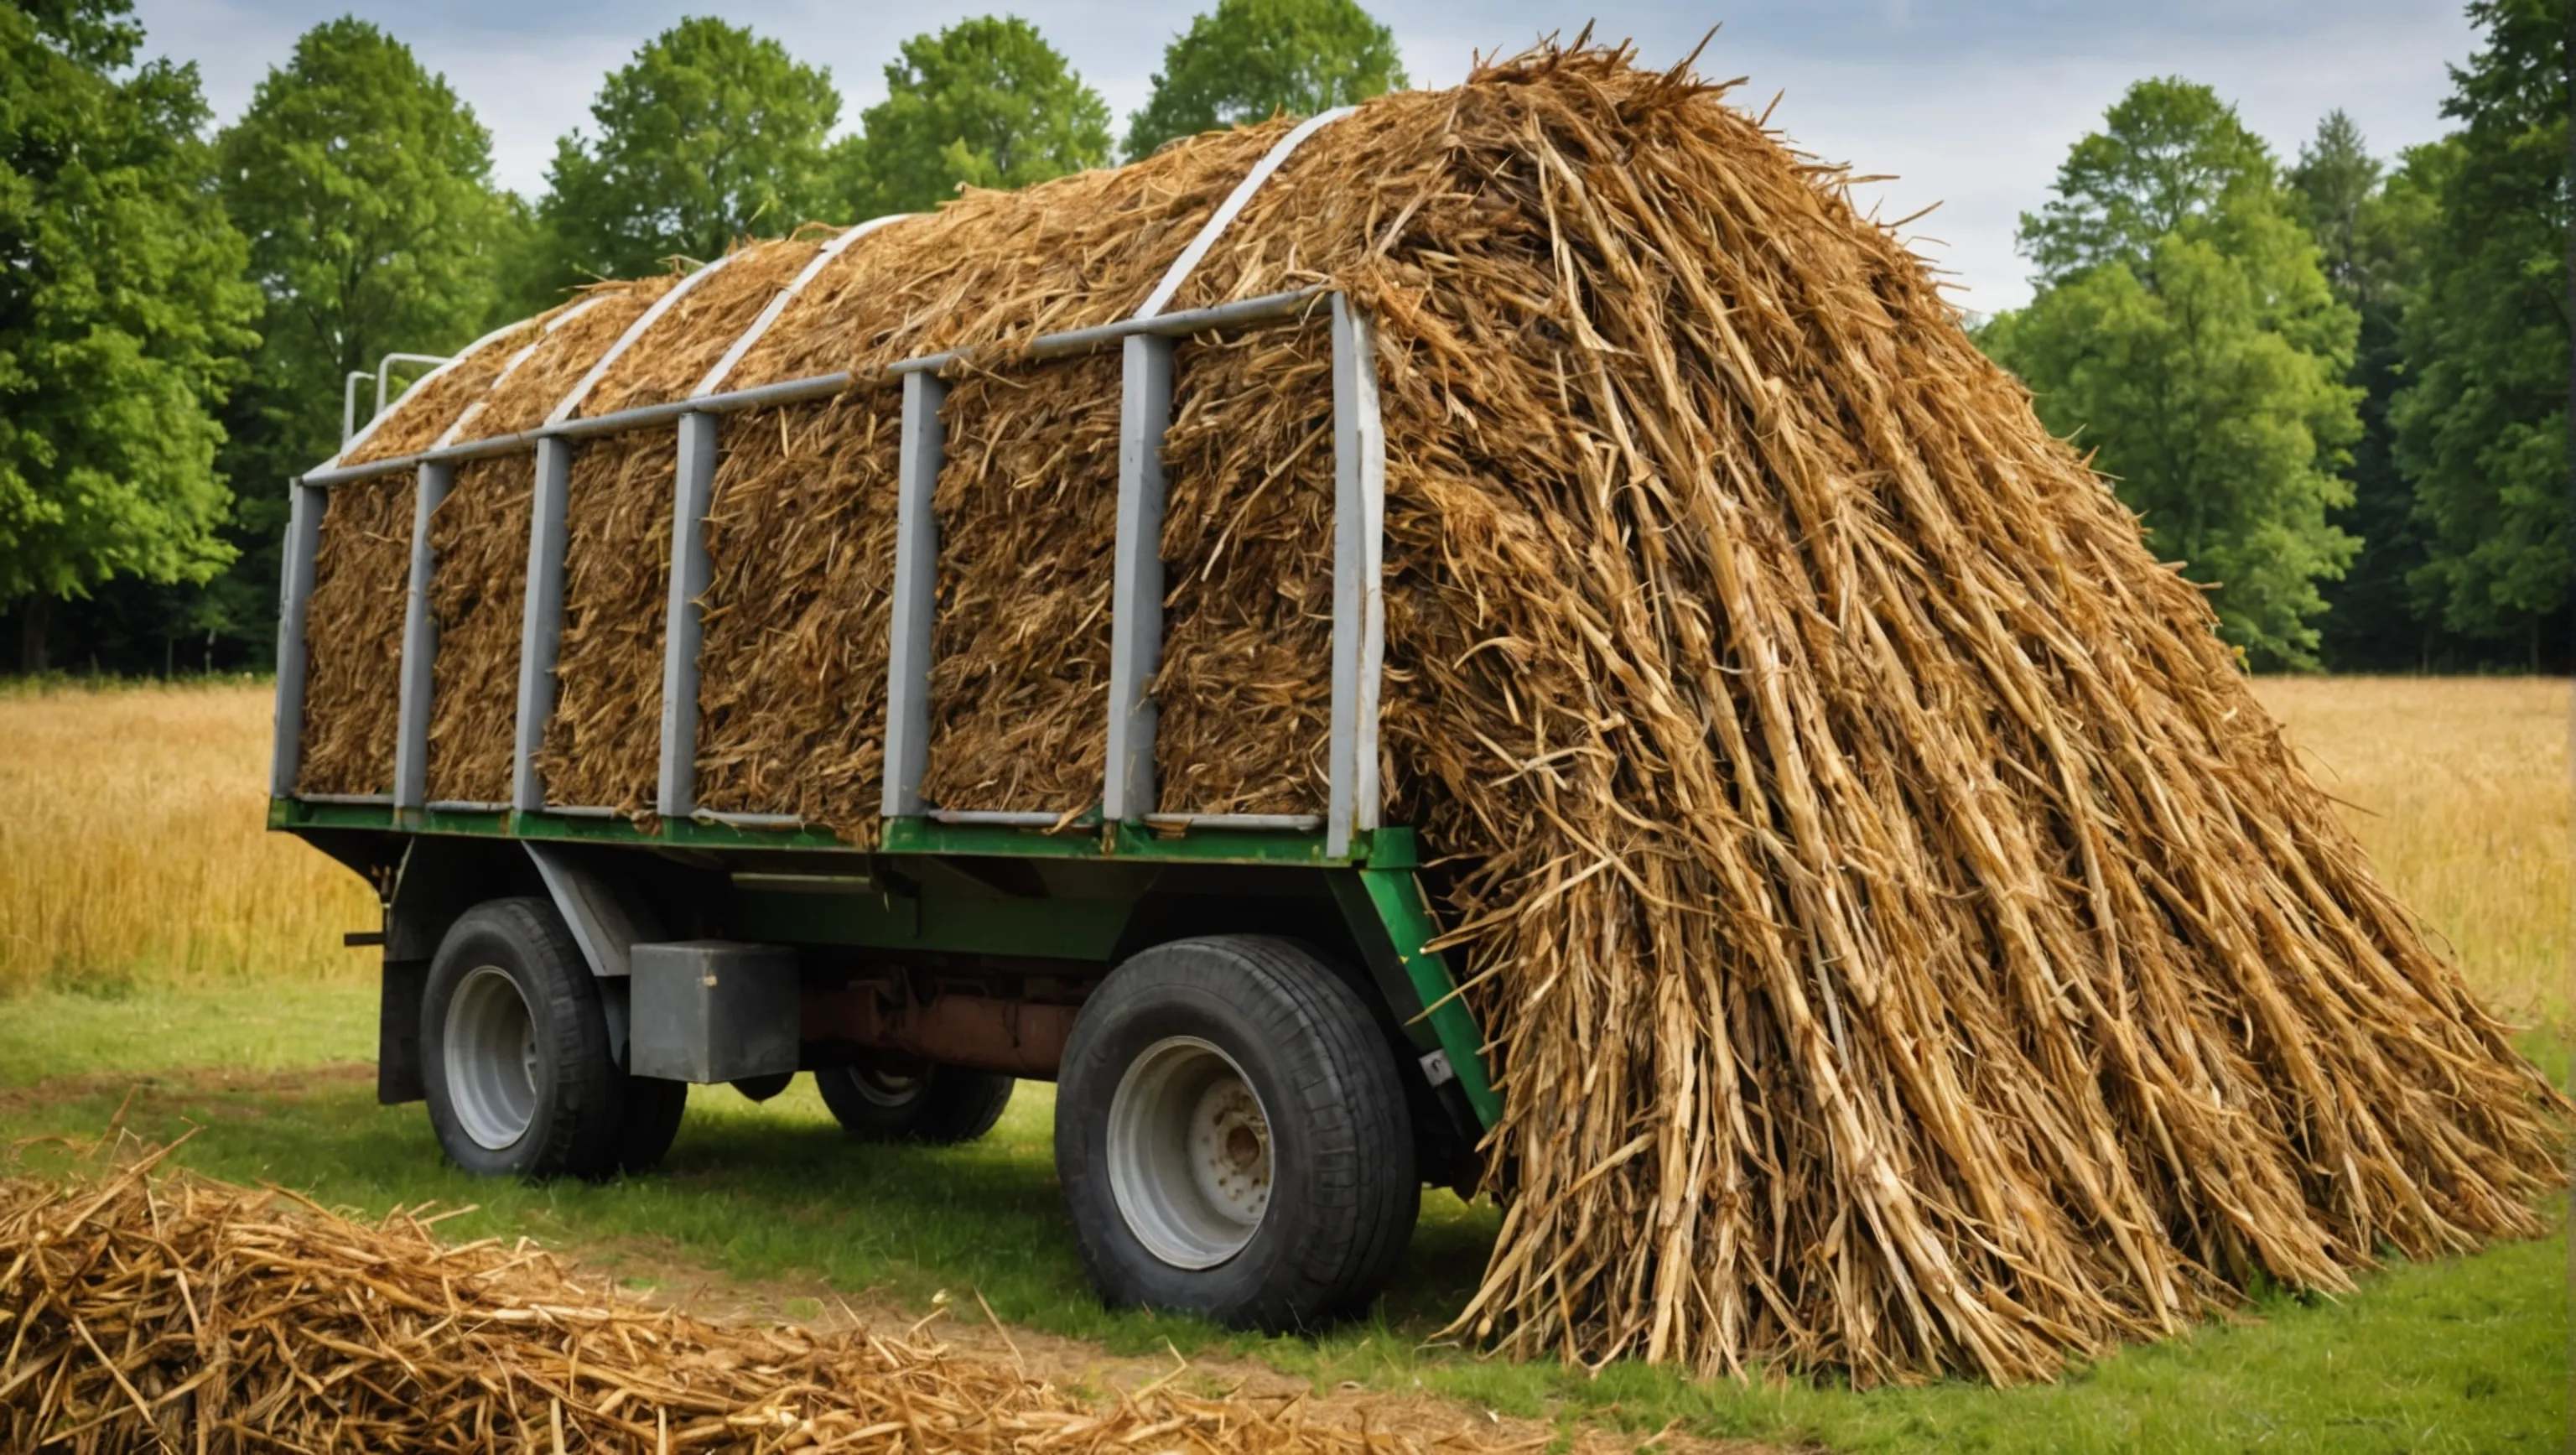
(513, 437), (574, 813)
(657, 413), (718, 818)
(1327, 294), (1387, 855)
(392, 460), (454, 815)
(270, 481), (325, 798)
(882, 371), (948, 819)
(341, 372), (371, 445)
(1349, 308), (1387, 835)
(1104, 333), (1174, 821)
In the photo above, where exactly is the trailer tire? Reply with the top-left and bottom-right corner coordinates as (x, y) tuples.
(618, 1070), (689, 1174)
(1055, 935), (1415, 1330)
(421, 897), (686, 1180)
(814, 1058), (1014, 1144)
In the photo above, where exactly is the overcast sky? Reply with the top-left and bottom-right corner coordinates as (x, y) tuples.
(132, 1), (2481, 312)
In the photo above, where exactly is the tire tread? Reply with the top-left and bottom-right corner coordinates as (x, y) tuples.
(1055, 934), (1415, 1329)
(422, 896), (686, 1181)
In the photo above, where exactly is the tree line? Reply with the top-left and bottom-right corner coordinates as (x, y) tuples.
(0, 0), (1402, 673)
(1983, 0), (2568, 670)
(0, 0), (2561, 676)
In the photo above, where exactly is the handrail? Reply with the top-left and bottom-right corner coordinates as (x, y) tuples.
(1130, 107), (1352, 322)
(693, 214), (917, 398)
(296, 286), (1327, 489)
(326, 318), (521, 467)
(283, 283), (1373, 850)
(374, 353), (454, 420)
(340, 372), (373, 444)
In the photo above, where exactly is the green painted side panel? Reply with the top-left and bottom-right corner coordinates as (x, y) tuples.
(269, 799), (1412, 869)
(526, 812), (850, 852)
(269, 798), (853, 851)
(880, 817), (1392, 867)
(1356, 866), (1502, 1129)
(729, 889), (1132, 960)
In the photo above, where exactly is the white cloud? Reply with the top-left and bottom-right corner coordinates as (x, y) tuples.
(135, 0), (2480, 309)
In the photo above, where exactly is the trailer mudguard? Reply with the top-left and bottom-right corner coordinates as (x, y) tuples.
(522, 842), (666, 978)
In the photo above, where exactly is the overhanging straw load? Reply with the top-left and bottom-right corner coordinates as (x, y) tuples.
(293, 45), (2564, 1382)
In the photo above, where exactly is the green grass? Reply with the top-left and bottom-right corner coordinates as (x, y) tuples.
(0, 982), (2564, 1453)
(0, 980), (377, 1086)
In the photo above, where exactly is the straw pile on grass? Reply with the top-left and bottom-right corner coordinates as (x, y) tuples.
(299, 44), (2568, 1382)
(0, 1146), (1506, 1452)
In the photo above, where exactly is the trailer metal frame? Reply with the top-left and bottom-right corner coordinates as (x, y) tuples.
(269, 284), (1500, 1135)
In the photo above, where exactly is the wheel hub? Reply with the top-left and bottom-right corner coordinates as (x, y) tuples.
(842, 1062), (925, 1108)
(446, 965), (539, 1151)
(1107, 1036), (1273, 1269)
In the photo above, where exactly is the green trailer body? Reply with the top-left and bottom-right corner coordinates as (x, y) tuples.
(273, 797), (1498, 1135)
(270, 256), (1498, 1328)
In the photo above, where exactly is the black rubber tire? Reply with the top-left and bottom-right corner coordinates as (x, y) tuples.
(814, 1057), (1014, 1144)
(618, 1067), (688, 1173)
(420, 897), (687, 1180)
(1054, 935), (1416, 1330)
(729, 1072), (797, 1103)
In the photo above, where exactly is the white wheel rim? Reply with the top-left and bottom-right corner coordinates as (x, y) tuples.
(842, 1064), (924, 1109)
(1107, 1036), (1272, 1269)
(446, 965), (539, 1151)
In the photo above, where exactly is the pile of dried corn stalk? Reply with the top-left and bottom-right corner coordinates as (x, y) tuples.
(0, 1145), (1508, 1452)
(297, 42), (2568, 1382)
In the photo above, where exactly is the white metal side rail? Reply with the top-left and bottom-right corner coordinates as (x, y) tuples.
(271, 288), (1389, 856)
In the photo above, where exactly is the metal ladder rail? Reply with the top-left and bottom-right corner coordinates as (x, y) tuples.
(278, 288), (1365, 839)
(390, 460), (454, 818)
(1103, 296), (1386, 854)
(267, 481), (327, 800)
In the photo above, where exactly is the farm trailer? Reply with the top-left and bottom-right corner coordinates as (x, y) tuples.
(270, 287), (1500, 1330)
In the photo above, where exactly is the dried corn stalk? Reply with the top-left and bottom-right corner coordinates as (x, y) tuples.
(424, 453), (532, 805)
(0, 1148), (1519, 1452)
(299, 44), (2568, 1382)
(294, 472), (411, 796)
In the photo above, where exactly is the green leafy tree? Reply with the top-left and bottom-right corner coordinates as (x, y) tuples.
(1124, 0), (1405, 159)
(2286, 117), (2467, 669)
(2017, 77), (2278, 284)
(0, 0), (259, 672)
(538, 18), (844, 290)
(2391, 0), (2569, 657)
(1981, 80), (2360, 668)
(2287, 112), (2392, 300)
(200, 18), (517, 662)
(855, 17), (1111, 212)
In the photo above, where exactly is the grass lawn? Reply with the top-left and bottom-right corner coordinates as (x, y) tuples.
(3, 680), (2567, 1452)
(2, 980), (2563, 1454)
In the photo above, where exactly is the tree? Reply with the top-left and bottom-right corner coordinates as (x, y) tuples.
(2285, 117), (2468, 670)
(2287, 112), (2388, 302)
(0, 0), (259, 672)
(538, 18), (844, 288)
(2017, 77), (2277, 285)
(200, 18), (517, 663)
(2391, 0), (2569, 657)
(1981, 80), (2361, 668)
(855, 17), (1111, 213)
(1124, 0), (1405, 159)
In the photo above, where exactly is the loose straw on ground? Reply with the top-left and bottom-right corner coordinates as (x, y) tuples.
(0, 1146), (1522, 1453)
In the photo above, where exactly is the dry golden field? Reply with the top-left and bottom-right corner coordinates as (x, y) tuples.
(0, 678), (2566, 1026)
(2253, 675), (2569, 1027)
(0, 682), (376, 995)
